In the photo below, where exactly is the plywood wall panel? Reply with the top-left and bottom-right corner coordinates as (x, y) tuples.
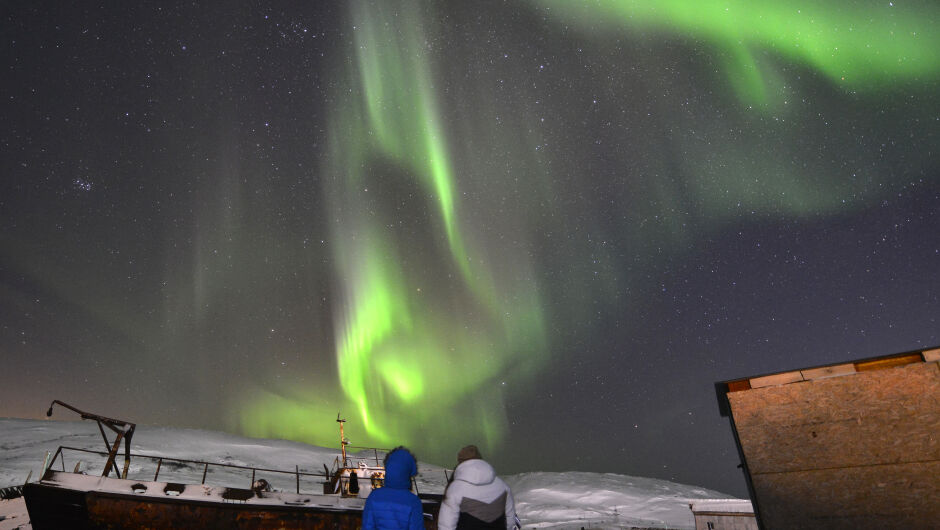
(751, 461), (939, 530)
(727, 361), (940, 528)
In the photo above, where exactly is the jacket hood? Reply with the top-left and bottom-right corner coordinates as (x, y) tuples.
(383, 448), (417, 490)
(452, 458), (496, 486)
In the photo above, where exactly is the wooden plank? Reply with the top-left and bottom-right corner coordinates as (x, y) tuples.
(748, 371), (803, 388)
(726, 379), (751, 392)
(923, 348), (940, 362)
(854, 353), (922, 372)
(751, 461), (940, 530)
(727, 362), (940, 473)
(800, 363), (856, 381)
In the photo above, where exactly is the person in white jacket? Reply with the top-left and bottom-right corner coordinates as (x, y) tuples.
(438, 445), (520, 530)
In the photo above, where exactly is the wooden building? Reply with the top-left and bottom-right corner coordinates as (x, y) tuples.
(688, 498), (757, 530)
(715, 346), (939, 529)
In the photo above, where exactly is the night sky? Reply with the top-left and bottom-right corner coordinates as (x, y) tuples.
(2, 1), (938, 497)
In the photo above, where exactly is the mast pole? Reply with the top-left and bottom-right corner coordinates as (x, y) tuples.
(337, 413), (348, 468)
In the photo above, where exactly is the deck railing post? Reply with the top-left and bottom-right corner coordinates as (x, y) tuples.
(41, 450), (51, 476)
(201, 462), (209, 484)
(296, 465), (300, 494)
(154, 458), (163, 481)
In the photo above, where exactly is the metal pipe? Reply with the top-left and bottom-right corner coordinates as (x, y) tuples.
(46, 400), (133, 431)
(46, 447), (63, 478)
(337, 414), (348, 468)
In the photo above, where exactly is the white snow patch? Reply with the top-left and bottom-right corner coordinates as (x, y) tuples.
(0, 418), (738, 529)
(506, 472), (729, 529)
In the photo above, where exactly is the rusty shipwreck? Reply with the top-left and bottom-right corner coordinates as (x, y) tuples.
(23, 401), (443, 529)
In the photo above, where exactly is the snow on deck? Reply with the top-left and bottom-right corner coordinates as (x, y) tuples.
(689, 498), (754, 514)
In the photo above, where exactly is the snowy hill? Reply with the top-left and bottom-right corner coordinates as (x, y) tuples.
(0, 418), (734, 529)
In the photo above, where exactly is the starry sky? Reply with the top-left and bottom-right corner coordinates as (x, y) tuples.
(1, 1), (938, 497)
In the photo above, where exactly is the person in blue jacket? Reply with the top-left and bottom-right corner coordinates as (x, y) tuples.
(362, 446), (425, 530)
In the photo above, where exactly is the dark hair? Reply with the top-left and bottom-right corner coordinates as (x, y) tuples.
(457, 444), (483, 463)
(383, 445), (416, 468)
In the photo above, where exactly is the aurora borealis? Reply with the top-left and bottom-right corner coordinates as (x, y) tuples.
(537, 0), (939, 104)
(2, 1), (938, 496)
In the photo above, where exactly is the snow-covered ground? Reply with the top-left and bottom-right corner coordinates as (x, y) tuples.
(0, 418), (735, 529)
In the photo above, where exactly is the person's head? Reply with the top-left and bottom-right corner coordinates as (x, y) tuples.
(456, 444), (482, 464)
(382, 446), (418, 490)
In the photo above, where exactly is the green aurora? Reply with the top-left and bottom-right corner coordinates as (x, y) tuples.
(237, 0), (547, 458)
(534, 0), (939, 106)
(235, 0), (938, 463)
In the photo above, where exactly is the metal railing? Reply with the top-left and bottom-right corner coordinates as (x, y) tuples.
(336, 446), (387, 468)
(42, 445), (444, 498)
(46, 445), (332, 494)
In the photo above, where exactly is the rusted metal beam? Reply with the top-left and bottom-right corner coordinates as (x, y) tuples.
(102, 430), (125, 478)
(46, 400), (136, 478)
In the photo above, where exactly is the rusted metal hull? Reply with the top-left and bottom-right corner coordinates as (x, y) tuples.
(24, 473), (442, 529)
(24, 483), (363, 529)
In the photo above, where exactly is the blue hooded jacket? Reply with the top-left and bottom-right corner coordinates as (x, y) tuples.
(361, 448), (425, 530)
